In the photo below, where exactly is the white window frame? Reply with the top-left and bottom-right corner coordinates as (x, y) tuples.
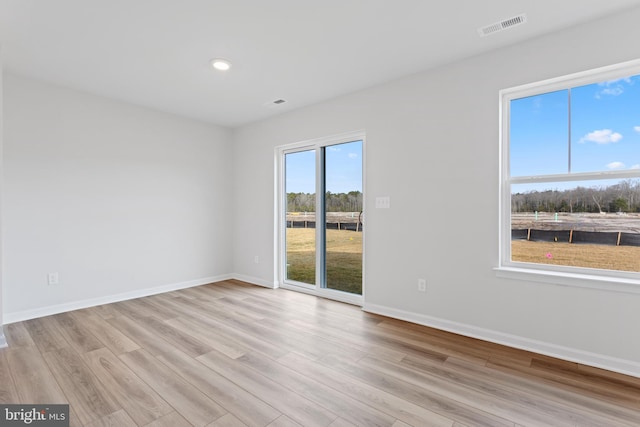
(276, 130), (366, 306)
(497, 59), (640, 294)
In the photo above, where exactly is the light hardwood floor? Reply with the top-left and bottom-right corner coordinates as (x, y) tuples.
(1, 280), (639, 426)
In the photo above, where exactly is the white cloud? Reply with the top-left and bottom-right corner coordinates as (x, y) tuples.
(580, 129), (623, 144)
(631, 164), (640, 170)
(634, 126), (640, 133)
(598, 87), (624, 97)
(348, 153), (358, 159)
(328, 146), (341, 152)
(532, 96), (543, 111)
(595, 77), (632, 98)
(599, 77), (632, 86)
(607, 161), (625, 170)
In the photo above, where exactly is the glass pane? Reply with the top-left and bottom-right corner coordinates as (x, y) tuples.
(285, 150), (316, 284)
(511, 178), (640, 272)
(571, 74), (640, 173)
(510, 90), (569, 176)
(324, 140), (363, 294)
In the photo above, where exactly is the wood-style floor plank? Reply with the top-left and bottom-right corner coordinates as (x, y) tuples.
(164, 316), (247, 359)
(316, 353), (513, 427)
(266, 415), (302, 427)
(207, 413), (250, 427)
(442, 356), (640, 426)
(23, 316), (68, 353)
(53, 312), (103, 354)
(136, 295), (185, 320)
(133, 316), (213, 357)
(5, 346), (68, 404)
(483, 359), (640, 426)
(156, 347), (281, 427)
(119, 348), (227, 427)
(121, 297), (180, 321)
(379, 353), (590, 426)
(4, 322), (36, 348)
(110, 299), (155, 321)
(0, 351), (20, 403)
(89, 303), (121, 320)
(42, 347), (119, 425)
(375, 353), (579, 426)
(271, 317), (408, 363)
(83, 409), (137, 427)
(277, 352), (455, 427)
(1, 280), (639, 427)
(328, 418), (359, 427)
(72, 309), (140, 355)
(105, 315), (176, 356)
(165, 296), (288, 359)
(529, 356), (640, 407)
(235, 351), (397, 427)
(83, 348), (173, 426)
(197, 349), (338, 427)
(144, 411), (193, 427)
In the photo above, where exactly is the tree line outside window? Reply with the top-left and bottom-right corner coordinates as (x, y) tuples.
(287, 191), (363, 212)
(512, 179), (640, 214)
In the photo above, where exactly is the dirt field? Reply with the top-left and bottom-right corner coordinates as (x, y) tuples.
(286, 212), (640, 280)
(512, 212), (640, 233)
(512, 240), (640, 272)
(285, 228), (362, 294)
(287, 212), (362, 224)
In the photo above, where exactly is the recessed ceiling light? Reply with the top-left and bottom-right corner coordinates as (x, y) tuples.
(210, 58), (232, 71)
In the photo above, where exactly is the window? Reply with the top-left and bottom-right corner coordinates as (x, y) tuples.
(499, 60), (640, 291)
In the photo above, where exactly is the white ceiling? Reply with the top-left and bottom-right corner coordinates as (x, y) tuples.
(1, 0), (639, 128)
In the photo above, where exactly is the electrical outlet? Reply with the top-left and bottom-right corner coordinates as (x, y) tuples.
(418, 278), (427, 292)
(254, 255), (260, 264)
(48, 272), (60, 286)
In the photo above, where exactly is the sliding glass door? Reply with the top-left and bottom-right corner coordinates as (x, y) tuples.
(282, 134), (364, 300)
(324, 140), (363, 294)
(284, 150), (316, 285)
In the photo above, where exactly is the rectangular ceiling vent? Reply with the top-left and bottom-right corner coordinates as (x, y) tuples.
(478, 14), (527, 37)
(263, 99), (287, 109)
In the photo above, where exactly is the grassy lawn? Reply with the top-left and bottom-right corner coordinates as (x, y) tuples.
(512, 240), (640, 272)
(286, 228), (362, 294)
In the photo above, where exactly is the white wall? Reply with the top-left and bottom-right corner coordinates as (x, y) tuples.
(233, 7), (640, 375)
(2, 72), (233, 322)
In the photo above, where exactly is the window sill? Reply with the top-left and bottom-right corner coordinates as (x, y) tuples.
(494, 266), (640, 294)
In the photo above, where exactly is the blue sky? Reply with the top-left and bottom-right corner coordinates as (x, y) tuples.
(285, 140), (362, 194)
(510, 74), (640, 191)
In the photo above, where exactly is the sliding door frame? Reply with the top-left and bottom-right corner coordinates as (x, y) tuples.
(276, 130), (365, 306)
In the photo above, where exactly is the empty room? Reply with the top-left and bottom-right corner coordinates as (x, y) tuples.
(1, 1), (639, 426)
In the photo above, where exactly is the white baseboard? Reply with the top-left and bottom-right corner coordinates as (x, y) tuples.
(230, 273), (278, 289)
(3, 274), (233, 325)
(363, 303), (640, 379)
(0, 328), (6, 349)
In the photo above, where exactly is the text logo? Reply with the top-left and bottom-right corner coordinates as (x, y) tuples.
(0, 405), (69, 427)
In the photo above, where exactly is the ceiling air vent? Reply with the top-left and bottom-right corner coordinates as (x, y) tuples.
(263, 98), (288, 109)
(478, 14), (527, 37)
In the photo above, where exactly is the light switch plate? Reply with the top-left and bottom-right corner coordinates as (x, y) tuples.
(375, 196), (390, 209)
